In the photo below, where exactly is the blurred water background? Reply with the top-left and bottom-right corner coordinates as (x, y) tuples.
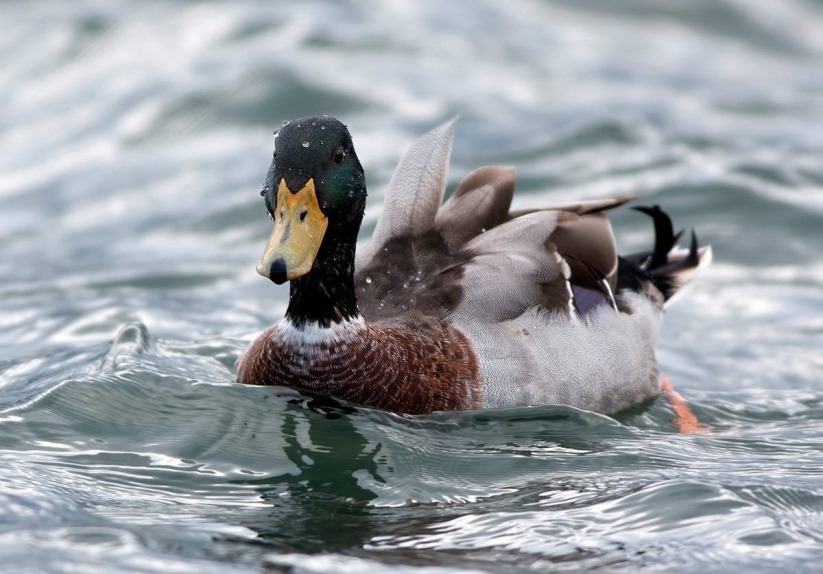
(2, 1), (823, 572)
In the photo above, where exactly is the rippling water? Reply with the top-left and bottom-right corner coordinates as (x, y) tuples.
(2, 1), (823, 572)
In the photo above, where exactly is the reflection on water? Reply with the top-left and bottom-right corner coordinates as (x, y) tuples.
(2, 0), (823, 572)
(242, 400), (382, 552)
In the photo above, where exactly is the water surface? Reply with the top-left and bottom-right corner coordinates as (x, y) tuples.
(2, 1), (823, 572)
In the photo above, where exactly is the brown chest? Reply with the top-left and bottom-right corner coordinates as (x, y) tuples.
(236, 320), (482, 414)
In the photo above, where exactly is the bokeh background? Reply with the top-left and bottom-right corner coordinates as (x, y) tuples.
(1, 1), (822, 573)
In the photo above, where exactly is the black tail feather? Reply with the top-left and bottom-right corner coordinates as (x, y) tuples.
(631, 205), (678, 269)
(687, 229), (699, 265)
(619, 207), (709, 303)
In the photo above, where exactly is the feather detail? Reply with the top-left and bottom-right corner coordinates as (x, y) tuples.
(619, 206), (713, 307)
(435, 166), (516, 252)
(454, 211), (571, 322)
(356, 118), (456, 269)
(508, 195), (637, 219)
(553, 211), (619, 288)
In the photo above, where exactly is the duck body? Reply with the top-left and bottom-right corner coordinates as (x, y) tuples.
(237, 116), (710, 415)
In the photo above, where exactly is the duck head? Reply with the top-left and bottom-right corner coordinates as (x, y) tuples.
(257, 116), (366, 285)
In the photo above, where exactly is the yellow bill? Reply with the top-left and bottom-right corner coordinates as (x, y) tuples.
(257, 178), (328, 284)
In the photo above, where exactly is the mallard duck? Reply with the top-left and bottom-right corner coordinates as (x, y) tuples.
(237, 116), (711, 417)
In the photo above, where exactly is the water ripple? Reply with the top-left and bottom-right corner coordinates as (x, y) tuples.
(3, 0), (823, 572)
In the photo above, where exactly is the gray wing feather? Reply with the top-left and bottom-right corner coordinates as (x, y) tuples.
(453, 212), (571, 322)
(356, 118), (456, 269)
(508, 195), (636, 218)
(434, 166), (516, 252)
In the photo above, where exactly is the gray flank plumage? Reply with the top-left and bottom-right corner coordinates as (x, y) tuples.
(349, 118), (709, 414)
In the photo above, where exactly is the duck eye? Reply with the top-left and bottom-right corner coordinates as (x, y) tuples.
(299, 209), (308, 222)
(332, 147), (345, 165)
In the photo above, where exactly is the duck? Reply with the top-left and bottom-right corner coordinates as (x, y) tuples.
(237, 116), (711, 419)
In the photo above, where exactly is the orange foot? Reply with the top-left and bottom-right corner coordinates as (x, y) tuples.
(661, 376), (707, 434)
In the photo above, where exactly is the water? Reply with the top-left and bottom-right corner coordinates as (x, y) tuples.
(2, 0), (823, 572)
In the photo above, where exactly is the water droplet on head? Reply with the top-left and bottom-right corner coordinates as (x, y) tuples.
(365, 277), (372, 284)
(302, 141), (310, 148)
(320, 125), (326, 130)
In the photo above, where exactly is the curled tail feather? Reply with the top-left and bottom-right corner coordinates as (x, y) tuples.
(619, 205), (712, 305)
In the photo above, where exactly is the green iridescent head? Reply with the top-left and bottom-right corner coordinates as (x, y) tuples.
(257, 116), (366, 284)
